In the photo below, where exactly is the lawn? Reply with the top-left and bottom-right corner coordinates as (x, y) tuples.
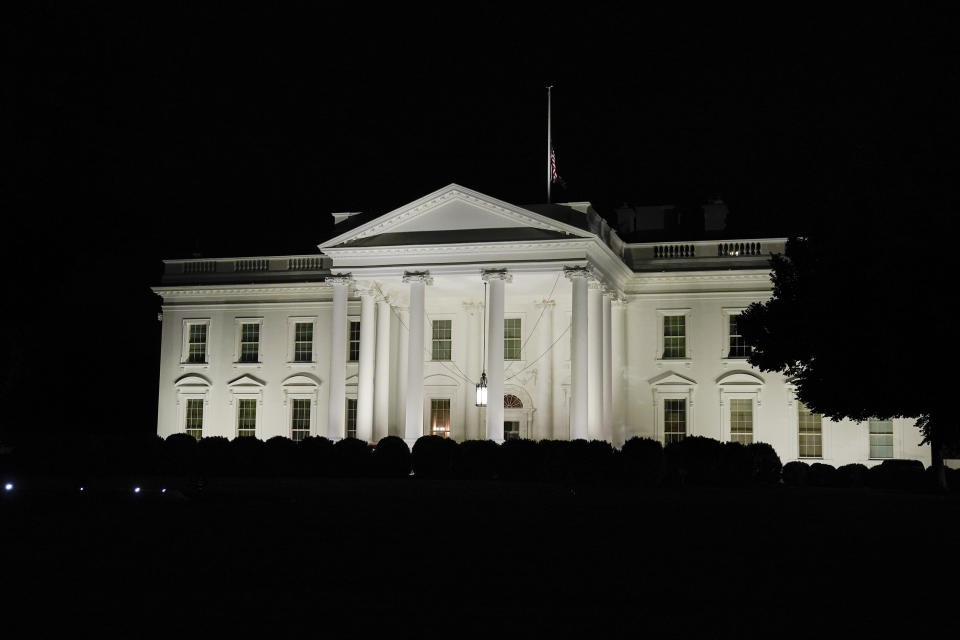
(2, 478), (956, 636)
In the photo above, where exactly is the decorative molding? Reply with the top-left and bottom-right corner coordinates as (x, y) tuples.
(325, 239), (594, 258)
(462, 300), (484, 315)
(563, 265), (593, 281)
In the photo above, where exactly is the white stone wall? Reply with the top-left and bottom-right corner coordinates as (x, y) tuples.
(157, 292), (931, 467)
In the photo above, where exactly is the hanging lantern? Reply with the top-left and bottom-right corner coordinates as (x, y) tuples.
(475, 371), (488, 407)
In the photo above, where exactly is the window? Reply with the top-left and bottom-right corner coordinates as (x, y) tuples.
(239, 322), (260, 363)
(869, 419), (894, 459)
(504, 421), (520, 440)
(727, 314), (751, 358)
(430, 398), (451, 438)
(294, 322), (313, 362)
(729, 398), (753, 445)
(798, 402), (822, 458)
(345, 398), (358, 439)
(664, 398), (687, 444)
(236, 398), (257, 438)
(186, 322), (208, 364)
(432, 319), (452, 361)
(348, 320), (361, 362)
(662, 315), (686, 359)
(504, 318), (522, 360)
(185, 398), (203, 440)
(291, 398), (310, 442)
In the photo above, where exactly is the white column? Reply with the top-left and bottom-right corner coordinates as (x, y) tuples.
(565, 267), (590, 440)
(611, 295), (627, 447)
(327, 273), (352, 439)
(356, 287), (377, 443)
(373, 295), (391, 443)
(463, 301), (483, 441)
(395, 306), (409, 437)
(534, 298), (555, 440)
(587, 280), (604, 440)
(483, 269), (511, 442)
(404, 271), (432, 445)
(602, 289), (614, 443)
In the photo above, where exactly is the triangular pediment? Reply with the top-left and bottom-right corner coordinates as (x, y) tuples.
(319, 184), (593, 249)
(227, 374), (266, 389)
(650, 372), (697, 387)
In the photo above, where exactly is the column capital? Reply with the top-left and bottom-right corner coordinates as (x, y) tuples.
(402, 270), (433, 285)
(327, 272), (354, 286)
(481, 268), (512, 283)
(355, 284), (379, 298)
(588, 279), (606, 291)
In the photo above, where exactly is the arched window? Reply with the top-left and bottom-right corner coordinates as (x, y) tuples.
(504, 394), (523, 408)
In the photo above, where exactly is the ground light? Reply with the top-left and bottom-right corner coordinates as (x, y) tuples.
(4, 482), (12, 491)
(133, 486), (141, 494)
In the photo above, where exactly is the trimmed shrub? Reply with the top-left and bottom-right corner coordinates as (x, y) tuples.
(456, 440), (499, 480)
(412, 436), (457, 478)
(718, 441), (755, 486)
(298, 436), (334, 476)
(782, 460), (810, 487)
(867, 459), (925, 491)
(197, 436), (230, 476)
(665, 436), (725, 486)
(372, 436), (411, 478)
(230, 436), (265, 475)
(747, 442), (782, 484)
(835, 463), (868, 488)
(164, 433), (199, 475)
(566, 440), (615, 484)
(498, 439), (540, 481)
(333, 438), (373, 477)
(807, 463), (837, 487)
(538, 440), (572, 483)
(264, 436), (297, 476)
(620, 437), (665, 487)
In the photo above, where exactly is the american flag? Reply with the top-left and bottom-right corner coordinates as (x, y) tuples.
(550, 146), (559, 183)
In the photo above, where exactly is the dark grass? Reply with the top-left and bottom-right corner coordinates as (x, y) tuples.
(2, 478), (957, 636)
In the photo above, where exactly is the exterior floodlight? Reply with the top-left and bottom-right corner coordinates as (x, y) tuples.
(79, 487), (85, 492)
(3, 482), (12, 491)
(161, 488), (167, 494)
(133, 486), (141, 494)
(475, 372), (488, 407)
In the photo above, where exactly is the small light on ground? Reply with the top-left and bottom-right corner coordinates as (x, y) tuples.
(161, 488), (167, 494)
(3, 482), (12, 491)
(133, 486), (141, 494)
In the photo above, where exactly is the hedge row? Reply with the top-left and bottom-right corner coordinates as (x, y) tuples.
(781, 459), (956, 491)
(2, 433), (948, 491)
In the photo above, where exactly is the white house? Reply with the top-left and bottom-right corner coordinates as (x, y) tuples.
(153, 184), (929, 467)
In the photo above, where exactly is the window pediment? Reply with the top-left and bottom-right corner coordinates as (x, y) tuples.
(174, 374), (211, 389)
(424, 373), (460, 388)
(716, 371), (765, 387)
(650, 372), (697, 388)
(281, 373), (321, 388)
(227, 374), (266, 390)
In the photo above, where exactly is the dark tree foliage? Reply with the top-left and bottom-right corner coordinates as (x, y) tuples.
(456, 440), (499, 480)
(738, 209), (955, 488)
(411, 436), (458, 478)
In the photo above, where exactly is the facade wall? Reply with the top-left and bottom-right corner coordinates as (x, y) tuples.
(157, 290), (929, 467)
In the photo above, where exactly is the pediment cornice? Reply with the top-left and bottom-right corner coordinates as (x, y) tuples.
(319, 184), (593, 249)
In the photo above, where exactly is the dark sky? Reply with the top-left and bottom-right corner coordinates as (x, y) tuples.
(4, 4), (957, 440)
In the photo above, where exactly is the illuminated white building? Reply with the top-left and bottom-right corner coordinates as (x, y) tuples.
(153, 184), (928, 466)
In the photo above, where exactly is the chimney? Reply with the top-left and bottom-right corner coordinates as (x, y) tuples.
(332, 212), (362, 225)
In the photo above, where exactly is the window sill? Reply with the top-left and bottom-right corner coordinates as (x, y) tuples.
(656, 358), (692, 368)
(286, 361), (317, 369)
(233, 362), (263, 369)
(180, 362), (210, 370)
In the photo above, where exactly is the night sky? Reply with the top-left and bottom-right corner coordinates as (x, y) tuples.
(4, 5), (956, 441)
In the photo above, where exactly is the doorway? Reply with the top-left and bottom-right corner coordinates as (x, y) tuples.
(504, 421), (520, 440)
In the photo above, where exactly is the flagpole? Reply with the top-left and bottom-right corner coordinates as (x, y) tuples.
(546, 84), (553, 203)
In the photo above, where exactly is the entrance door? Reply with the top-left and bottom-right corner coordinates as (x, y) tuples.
(504, 421), (520, 440)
